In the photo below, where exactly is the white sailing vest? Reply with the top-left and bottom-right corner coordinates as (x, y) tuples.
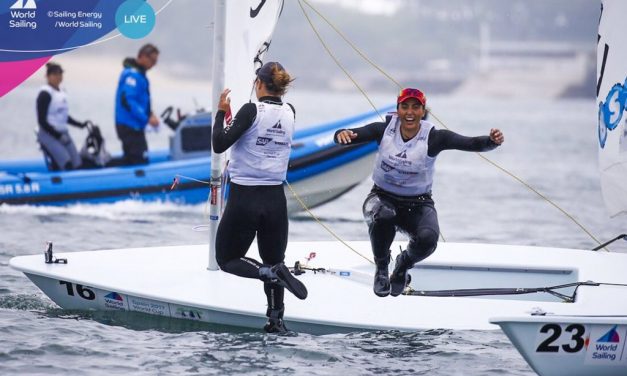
(39, 84), (69, 132)
(228, 101), (295, 185)
(372, 116), (436, 196)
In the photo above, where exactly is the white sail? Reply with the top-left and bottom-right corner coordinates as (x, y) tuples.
(208, 0), (285, 269)
(597, 0), (627, 217)
(225, 0), (284, 116)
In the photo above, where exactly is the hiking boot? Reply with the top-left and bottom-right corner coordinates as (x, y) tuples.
(390, 251), (412, 297)
(263, 307), (289, 334)
(264, 318), (288, 333)
(259, 263), (308, 300)
(373, 255), (391, 297)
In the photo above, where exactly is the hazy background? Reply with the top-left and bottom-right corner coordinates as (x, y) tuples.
(0, 0), (601, 151)
(3, 0), (600, 102)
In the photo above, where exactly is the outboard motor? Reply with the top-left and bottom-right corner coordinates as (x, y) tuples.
(80, 122), (111, 168)
(169, 111), (213, 160)
(160, 106), (187, 131)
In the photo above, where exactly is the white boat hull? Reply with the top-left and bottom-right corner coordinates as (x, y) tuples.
(491, 315), (627, 376)
(10, 241), (627, 334)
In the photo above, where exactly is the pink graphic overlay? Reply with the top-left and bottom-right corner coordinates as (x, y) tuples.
(0, 56), (51, 98)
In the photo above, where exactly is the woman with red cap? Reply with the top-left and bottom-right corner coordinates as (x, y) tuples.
(335, 88), (504, 297)
(212, 62), (307, 333)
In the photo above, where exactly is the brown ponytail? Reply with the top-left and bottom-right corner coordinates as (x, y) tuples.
(268, 64), (294, 96)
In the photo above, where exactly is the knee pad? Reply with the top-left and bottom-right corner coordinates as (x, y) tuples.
(362, 195), (396, 226)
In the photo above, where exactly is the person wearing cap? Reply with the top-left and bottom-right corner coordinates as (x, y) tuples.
(335, 88), (504, 297)
(212, 62), (307, 334)
(36, 62), (90, 171)
(110, 43), (160, 166)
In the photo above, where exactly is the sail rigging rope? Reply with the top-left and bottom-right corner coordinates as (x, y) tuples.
(296, 0), (384, 123)
(297, 0), (608, 251)
(285, 180), (374, 264)
(172, 174), (375, 264)
(300, 0), (403, 89)
(172, 174), (212, 223)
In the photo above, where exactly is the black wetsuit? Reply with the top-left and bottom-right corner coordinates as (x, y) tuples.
(335, 118), (498, 266)
(213, 97), (295, 313)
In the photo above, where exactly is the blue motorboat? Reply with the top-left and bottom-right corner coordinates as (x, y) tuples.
(0, 106), (392, 210)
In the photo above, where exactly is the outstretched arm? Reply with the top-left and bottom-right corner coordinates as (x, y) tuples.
(334, 121), (387, 145)
(428, 128), (504, 157)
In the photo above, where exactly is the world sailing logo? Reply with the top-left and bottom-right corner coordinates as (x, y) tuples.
(103, 292), (126, 310)
(268, 120), (285, 135)
(597, 325), (621, 343)
(395, 150), (407, 159)
(10, 0), (36, 9)
(598, 78), (627, 148)
(587, 325), (623, 363)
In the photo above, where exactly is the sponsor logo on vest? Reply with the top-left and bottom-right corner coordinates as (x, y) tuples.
(381, 160), (394, 172)
(274, 141), (289, 146)
(256, 136), (273, 146)
(268, 121), (285, 135)
(395, 150), (407, 158)
(389, 153), (412, 166)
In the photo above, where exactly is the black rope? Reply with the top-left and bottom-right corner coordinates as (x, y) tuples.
(292, 260), (627, 303)
(404, 281), (601, 302)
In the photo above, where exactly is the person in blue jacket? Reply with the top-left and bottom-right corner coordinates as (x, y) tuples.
(111, 44), (160, 166)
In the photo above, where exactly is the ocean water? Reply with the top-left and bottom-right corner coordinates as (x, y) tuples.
(1, 88), (626, 375)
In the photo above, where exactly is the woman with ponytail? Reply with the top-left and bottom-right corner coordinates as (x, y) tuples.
(212, 62), (306, 334)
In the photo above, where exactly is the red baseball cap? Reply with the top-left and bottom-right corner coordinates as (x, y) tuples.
(397, 88), (426, 106)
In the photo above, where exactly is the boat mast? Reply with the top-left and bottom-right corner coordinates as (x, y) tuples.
(208, 0), (226, 271)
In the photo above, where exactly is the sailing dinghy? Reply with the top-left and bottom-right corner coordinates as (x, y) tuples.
(9, 0), (627, 335)
(491, 1), (627, 375)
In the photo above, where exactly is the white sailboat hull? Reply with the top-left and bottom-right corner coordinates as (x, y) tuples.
(491, 315), (627, 376)
(10, 241), (627, 334)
